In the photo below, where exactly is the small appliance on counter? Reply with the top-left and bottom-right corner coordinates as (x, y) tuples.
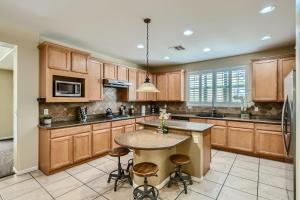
(78, 106), (88, 123)
(129, 105), (135, 115)
(141, 105), (146, 115)
(105, 108), (114, 118)
(150, 105), (160, 114)
(119, 105), (127, 116)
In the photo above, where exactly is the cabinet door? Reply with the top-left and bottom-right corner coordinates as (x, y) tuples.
(71, 52), (88, 73)
(278, 57), (295, 101)
(124, 124), (135, 133)
(103, 63), (117, 79)
(50, 136), (73, 170)
(111, 126), (124, 149)
(256, 130), (285, 157)
(48, 45), (70, 71)
(73, 132), (92, 162)
(211, 126), (227, 147)
(117, 66), (128, 81)
(87, 59), (102, 101)
(128, 68), (137, 101)
(136, 70), (147, 101)
(156, 73), (168, 101)
(228, 127), (254, 152)
(135, 124), (144, 130)
(146, 74), (157, 101)
(252, 59), (278, 101)
(168, 71), (184, 101)
(93, 129), (111, 156)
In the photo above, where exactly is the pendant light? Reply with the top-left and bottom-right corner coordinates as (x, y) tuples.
(136, 18), (160, 93)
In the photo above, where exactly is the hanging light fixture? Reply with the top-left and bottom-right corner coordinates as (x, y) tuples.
(136, 18), (160, 93)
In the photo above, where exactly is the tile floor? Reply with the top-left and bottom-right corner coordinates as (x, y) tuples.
(0, 150), (294, 200)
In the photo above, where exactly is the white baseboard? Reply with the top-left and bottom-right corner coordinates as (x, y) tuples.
(13, 166), (38, 175)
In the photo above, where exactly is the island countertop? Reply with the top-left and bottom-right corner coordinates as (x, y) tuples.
(137, 120), (214, 132)
(114, 129), (190, 150)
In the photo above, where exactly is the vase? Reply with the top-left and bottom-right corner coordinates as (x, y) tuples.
(160, 120), (169, 134)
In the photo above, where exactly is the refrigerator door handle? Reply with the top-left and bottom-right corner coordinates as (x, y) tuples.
(281, 97), (288, 155)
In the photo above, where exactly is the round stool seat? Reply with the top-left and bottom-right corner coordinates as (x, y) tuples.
(170, 154), (191, 165)
(109, 147), (130, 157)
(133, 162), (158, 177)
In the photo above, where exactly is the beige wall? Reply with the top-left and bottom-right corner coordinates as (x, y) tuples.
(0, 69), (13, 139)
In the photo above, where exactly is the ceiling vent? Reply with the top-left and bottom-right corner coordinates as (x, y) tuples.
(169, 45), (185, 51)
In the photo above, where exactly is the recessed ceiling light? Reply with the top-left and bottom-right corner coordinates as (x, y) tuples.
(164, 56), (170, 60)
(261, 35), (272, 41)
(183, 29), (194, 36)
(136, 44), (144, 49)
(260, 5), (276, 14)
(203, 48), (211, 52)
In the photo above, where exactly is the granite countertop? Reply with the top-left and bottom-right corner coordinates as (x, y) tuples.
(114, 129), (190, 150)
(171, 113), (281, 125)
(39, 113), (158, 129)
(138, 120), (214, 132)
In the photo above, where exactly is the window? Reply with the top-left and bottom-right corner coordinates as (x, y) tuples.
(188, 66), (248, 106)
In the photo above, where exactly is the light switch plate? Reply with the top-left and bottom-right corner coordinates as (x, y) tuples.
(192, 135), (199, 143)
(254, 106), (259, 112)
(43, 109), (49, 115)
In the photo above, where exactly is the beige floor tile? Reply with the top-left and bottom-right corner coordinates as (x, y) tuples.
(86, 174), (114, 194)
(88, 157), (112, 167)
(229, 166), (258, 181)
(13, 188), (53, 200)
(210, 161), (232, 173)
(259, 172), (293, 191)
(258, 183), (289, 200)
(260, 159), (293, 170)
(72, 168), (106, 184)
(212, 156), (235, 165)
(95, 160), (118, 174)
(56, 185), (99, 200)
(211, 149), (218, 157)
(0, 173), (32, 190)
(43, 176), (82, 198)
(30, 170), (45, 177)
(66, 163), (94, 175)
(259, 165), (293, 179)
(218, 186), (257, 200)
(189, 180), (222, 199)
(102, 183), (133, 200)
(236, 154), (259, 163)
(204, 170), (227, 184)
(177, 190), (213, 200)
(93, 196), (107, 200)
(233, 160), (258, 172)
(224, 175), (257, 195)
(158, 184), (182, 200)
(214, 151), (236, 158)
(0, 179), (41, 200)
(35, 171), (70, 186)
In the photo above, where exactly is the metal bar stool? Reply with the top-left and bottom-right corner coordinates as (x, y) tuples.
(167, 154), (193, 194)
(133, 162), (159, 200)
(107, 147), (133, 191)
(127, 158), (133, 172)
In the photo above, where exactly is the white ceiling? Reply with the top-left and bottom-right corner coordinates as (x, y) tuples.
(0, 0), (295, 66)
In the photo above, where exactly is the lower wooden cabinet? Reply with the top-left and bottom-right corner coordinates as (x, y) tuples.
(228, 127), (254, 152)
(124, 124), (135, 133)
(50, 136), (73, 170)
(135, 124), (144, 130)
(73, 132), (92, 162)
(211, 126), (227, 147)
(255, 130), (285, 157)
(111, 126), (124, 148)
(92, 128), (111, 156)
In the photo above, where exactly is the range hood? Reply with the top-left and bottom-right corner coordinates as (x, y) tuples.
(103, 79), (132, 88)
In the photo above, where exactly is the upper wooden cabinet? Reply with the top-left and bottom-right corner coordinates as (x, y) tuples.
(128, 68), (137, 101)
(87, 59), (103, 101)
(146, 73), (156, 101)
(278, 57), (295, 101)
(71, 52), (88, 73)
(47, 44), (70, 71)
(103, 63), (117, 79)
(136, 70), (147, 101)
(252, 59), (278, 102)
(156, 73), (168, 101)
(117, 65), (128, 81)
(167, 70), (185, 101)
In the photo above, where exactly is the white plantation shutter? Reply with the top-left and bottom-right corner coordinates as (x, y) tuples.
(187, 66), (248, 106)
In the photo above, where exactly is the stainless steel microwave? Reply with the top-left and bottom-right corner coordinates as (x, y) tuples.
(54, 80), (82, 97)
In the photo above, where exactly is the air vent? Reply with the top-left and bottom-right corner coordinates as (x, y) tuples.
(169, 45), (185, 51)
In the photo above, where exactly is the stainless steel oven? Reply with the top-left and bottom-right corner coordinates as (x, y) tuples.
(54, 80), (82, 97)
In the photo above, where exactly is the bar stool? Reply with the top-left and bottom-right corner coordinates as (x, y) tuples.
(167, 154), (193, 194)
(107, 147), (133, 191)
(133, 162), (159, 200)
(126, 158), (133, 172)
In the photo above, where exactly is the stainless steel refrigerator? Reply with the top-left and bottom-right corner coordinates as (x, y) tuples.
(282, 70), (296, 199)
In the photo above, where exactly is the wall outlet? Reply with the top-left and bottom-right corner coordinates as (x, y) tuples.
(192, 135), (199, 143)
(254, 106), (259, 112)
(43, 109), (49, 115)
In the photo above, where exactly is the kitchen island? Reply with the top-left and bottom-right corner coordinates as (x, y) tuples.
(114, 120), (213, 188)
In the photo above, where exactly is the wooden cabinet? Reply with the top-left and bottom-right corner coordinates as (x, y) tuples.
(93, 128), (111, 156)
(50, 136), (73, 170)
(111, 126), (124, 148)
(167, 70), (185, 101)
(146, 73), (157, 101)
(252, 59), (278, 101)
(156, 73), (168, 101)
(135, 124), (144, 130)
(117, 65), (128, 81)
(278, 57), (295, 101)
(47, 45), (70, 71)
(71, 52), (88, 73)
(87, 59), (102, 101)
(124, 124), (135, 133)
(103, 63), (117, 79)
(228, 127), (254, 152)
(211, 126), (227, 147)
(73, 132), (92, 162)
(136, 70), (147, 101)
(128, 68), (137, 101)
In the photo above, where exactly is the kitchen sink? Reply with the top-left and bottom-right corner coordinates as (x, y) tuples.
(195, 113), (225, 119)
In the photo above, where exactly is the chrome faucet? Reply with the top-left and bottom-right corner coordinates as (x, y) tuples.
(211, 100), (217, 117)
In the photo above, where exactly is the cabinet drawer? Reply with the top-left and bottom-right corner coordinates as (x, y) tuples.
(207, 119), (227, 126)
(228, 121), (254, 129)
(51, 125), (91, 138)
(112, 119), (135, 127)
(135, 117), (145, 123)
(255, 123), (281, 132)
(93, 122), (111, 131)
(189, 118), (207, 123)
(145, 116), (158, 121)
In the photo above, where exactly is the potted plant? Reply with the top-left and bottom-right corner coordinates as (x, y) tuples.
(233, 94), (254, 119)
(159, 109), (171, 134)
(42, 115), (52, 125)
